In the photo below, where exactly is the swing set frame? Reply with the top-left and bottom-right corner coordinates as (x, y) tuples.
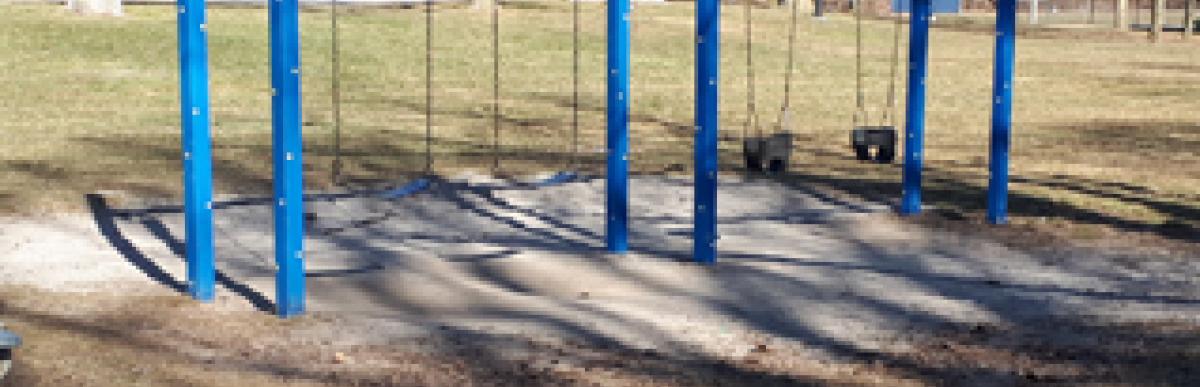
(173, 0), (1019, 318)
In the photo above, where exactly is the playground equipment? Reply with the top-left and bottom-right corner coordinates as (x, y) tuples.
(1122, 0), (1195, 41)
(894, 0), (1016, 220)
(849, 0), (903, 164)
(743, 131), (795, 173)
(851, 127), (896, 162)
(891, 0), (961, 13)
(1131, 22), (1191, 31)
(173, 0), (1021, 317)
(742, 0), (799, 173)
(0, 323), (20, 381)
(328, 0), (584, 183)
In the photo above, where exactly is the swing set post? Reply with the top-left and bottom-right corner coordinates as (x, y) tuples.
(607, 0), (630, 254)
(269, 0), (306, 318)
(178, 0), (215, 302)
(988, 0), (1016, 225)
(695, 0), (720, 264)
(901, 0), (930, 216)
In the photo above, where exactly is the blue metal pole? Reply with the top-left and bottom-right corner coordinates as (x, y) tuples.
(606, 0), (630, 254)
(270, 0), (306, 317)
(900, 0), (930, 216)
(694, 0), (719, 265)
(178, 0), (215, 302)
(988, 0), (1016, 224)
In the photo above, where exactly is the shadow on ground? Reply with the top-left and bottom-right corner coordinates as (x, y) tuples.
(81, 167), (1200, 385)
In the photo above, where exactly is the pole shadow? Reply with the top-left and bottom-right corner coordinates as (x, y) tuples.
(85, 193), (275, 313)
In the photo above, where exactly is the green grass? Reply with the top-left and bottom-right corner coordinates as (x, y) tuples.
(0, 3), (1197, 247)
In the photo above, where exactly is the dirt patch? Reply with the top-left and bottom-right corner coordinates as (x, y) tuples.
(4, 285), (1200, 386)
(0, 286), (908, 386)
(3, 175), (1200, 386)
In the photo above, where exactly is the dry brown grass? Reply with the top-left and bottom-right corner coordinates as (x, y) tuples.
(4, 285), (1200, 386)
(0, 285), (918, 386)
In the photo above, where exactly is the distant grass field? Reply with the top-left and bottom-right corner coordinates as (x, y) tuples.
(0, 3), (1196, 249)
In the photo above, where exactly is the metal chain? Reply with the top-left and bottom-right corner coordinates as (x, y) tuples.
(744, 0), (760, 140)
(854, 0), (866, 127)
(492, 0), (501, 172)
(425, 0), (433, 174)
(884, 8), (901, 128)
(330, 0), (343, 184)
(571, 0), (580, 169)
(776, 0), (798, 134)
(782, 0), (797, 111)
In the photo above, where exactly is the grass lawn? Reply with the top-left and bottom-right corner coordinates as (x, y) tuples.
(0, 3), (1197, 251)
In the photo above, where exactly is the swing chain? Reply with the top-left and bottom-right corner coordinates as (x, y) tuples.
(744, 0), (761, 141)
(425, 0), (433, 174)
(883, 8), (902, 128)
(330, 0), (343, 184)
(492, 0), (501, 172)
(854, 0), (868, 128)
(777, 0), (799, 133)
(854, 0), (902, 128)
(571, 0), (580, 169)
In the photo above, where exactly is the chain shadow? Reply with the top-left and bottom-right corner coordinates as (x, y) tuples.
(776, 146), (1199, 245)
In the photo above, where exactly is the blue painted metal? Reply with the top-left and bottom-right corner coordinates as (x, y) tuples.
(814, 0), (824, 17)
(694, 0), (719, 265)
(987, 0), (1016, 225)
(379, 179), (432, 199)
(900, 0), (930, 216)
(892, 0), (960, 14)
(533, 171), (579, 187)
(269, 0), (306, 318)
(178, 0), (215, 302)
(0, 327), (21, 349)
(606, 0), (630, 254)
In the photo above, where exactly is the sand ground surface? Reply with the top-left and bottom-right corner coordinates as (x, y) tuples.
(1, 174), (1199, 386)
